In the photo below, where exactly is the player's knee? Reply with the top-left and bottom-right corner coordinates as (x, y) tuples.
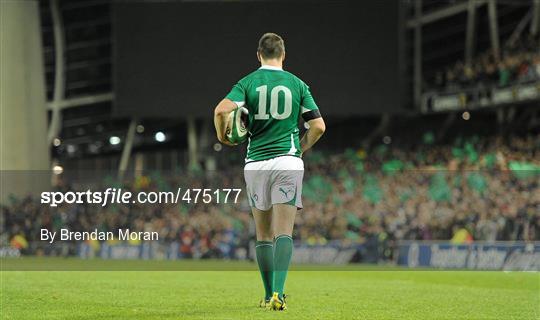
(256, 226), (273, 241)
(256, 232), (273, 242)
(273, 232), (292, 239)
(272, 225), (293, 238)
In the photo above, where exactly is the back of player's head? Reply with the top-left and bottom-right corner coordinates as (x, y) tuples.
(258, 33), (285, 60)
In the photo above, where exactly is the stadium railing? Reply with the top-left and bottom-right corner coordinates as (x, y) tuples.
(421, 79), (540, 113)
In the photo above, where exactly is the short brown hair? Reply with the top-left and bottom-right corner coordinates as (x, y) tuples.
(257, 33), (285, 60)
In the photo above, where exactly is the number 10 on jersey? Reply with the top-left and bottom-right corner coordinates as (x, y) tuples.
(254, 85), (292, 120)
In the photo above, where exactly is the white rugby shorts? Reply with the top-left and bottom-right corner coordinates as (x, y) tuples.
(244, 156), (304, 211)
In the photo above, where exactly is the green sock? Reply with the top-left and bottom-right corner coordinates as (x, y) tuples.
(273, 234), (293, 299)
(255, 241), (274, 300)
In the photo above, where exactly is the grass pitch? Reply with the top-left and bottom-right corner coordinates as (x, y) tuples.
(1, 258), (538, 319)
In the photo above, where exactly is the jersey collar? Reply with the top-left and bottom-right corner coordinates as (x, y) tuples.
(259, 65), (283, 71)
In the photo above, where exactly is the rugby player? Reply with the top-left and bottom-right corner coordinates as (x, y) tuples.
(214, 33), (326, 310)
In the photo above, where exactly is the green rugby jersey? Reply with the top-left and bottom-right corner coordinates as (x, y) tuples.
(225, 65), (319, 162)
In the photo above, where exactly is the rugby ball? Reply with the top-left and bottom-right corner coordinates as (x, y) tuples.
(226, 107), (248, 144)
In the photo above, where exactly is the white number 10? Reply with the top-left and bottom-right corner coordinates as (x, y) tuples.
(255, 85), (292, 120)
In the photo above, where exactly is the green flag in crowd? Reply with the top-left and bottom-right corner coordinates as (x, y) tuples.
(483, 153), (496, 168)
(363, 174), (383, 204)
(304, 174), (333, 203)
(345, 212), (362, 228)
(382, 159), (404, 175)
(332, 193), (343, 206)
(355, 161), (364, 173)
(508, 161), (540, 179)
(464, 142), (479, 163)
(467, 172), (487, 193)
(345, 231), (360, 241)
(429, 172), (451, 202)
(232, 218), (244, 232)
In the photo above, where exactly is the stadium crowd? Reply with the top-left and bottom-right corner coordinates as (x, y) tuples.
(1, 134), (539, 260)
(299, 134), (539, 261)
(430, 36), (540, 91)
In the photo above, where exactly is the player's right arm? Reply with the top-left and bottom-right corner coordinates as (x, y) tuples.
(213, 98), (237, 146)
(215, 80), (247, 146)
(299, 80), (325, 153)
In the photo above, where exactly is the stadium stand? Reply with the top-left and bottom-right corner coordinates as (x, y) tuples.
(3, 133), (538, 262)
(429, 35), (540, 90)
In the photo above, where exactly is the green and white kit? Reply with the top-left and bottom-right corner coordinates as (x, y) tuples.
(225, 65), (321, 209)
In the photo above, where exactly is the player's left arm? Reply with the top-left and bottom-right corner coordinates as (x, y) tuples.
(299, 81), (325, 153)
(213, 98), (237, 146)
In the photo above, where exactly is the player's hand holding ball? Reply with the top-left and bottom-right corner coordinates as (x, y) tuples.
(226, 107), (249, 145)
